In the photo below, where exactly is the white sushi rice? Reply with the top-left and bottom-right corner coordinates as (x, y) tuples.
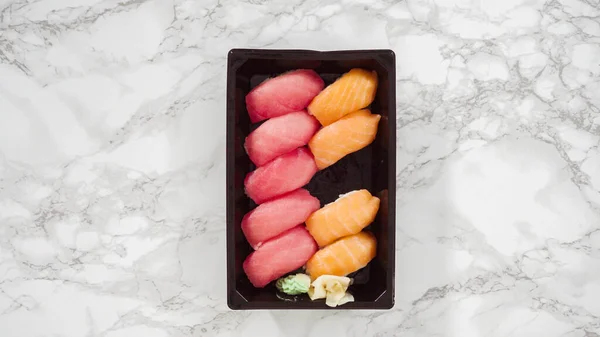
(321, 190), (360, 207)
(337, 190), (359, 200)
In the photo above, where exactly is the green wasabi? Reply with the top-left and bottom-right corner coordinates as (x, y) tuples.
(276, 273), (311, 295)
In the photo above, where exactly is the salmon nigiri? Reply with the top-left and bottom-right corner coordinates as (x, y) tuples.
(308, 109), (380, 170)
(308, 68), (378, 126)
(306, 189), (380, 247)
(306, 231), (377, 280)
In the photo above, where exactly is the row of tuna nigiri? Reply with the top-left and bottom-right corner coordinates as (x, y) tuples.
(240, 67), (381, 289)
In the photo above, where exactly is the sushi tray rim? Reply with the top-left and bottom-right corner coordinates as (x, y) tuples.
(226, 48), (396, 310)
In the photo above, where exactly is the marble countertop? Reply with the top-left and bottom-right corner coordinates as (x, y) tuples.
(1, 0), (600, 336)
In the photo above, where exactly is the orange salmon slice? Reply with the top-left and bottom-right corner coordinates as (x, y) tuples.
(306, 189), (380, 247)
(308, 68), (378, 126)
(308, 109), (380, 170)
(306, 231), (377, 280)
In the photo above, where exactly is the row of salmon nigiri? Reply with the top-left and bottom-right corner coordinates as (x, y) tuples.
(302, 68), (381, 280)
(305, 190), (379, 280)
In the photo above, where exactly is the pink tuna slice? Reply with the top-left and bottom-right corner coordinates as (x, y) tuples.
(245, 69), (325, 123)
(244, 111), (321, 167)
(244, 147), (318, 204)
(243, 225), (318, 288)
(241, 188), (320, 249)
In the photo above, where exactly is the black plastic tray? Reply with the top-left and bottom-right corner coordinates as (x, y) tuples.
(226, 49), (396, 310)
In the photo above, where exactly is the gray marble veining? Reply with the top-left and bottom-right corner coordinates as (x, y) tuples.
(0, 0), (599, 336)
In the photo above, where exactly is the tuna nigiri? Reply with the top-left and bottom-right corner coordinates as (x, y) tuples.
(245, 111), (320, 167)
(308, 109), (380, 170)
(306, 189), (380, 247)
(246, 69), (325, 123)
(308, 68), (378, 126)
(242, 189), (320, 249)
(243, 226), (318, 288)
(306, 231), (377, 280)
(245, 147), (318, 204)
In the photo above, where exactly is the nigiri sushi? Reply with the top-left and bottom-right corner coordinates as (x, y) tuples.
(242, 189), (320, 249)
(243, 226), (318, 288)
(244, 147), (318, 204)
(306, 189), (380, 247)
(306, 231), (377, 280)
(308, 109), (380, 170)
(246, 69), (325, 123)
(245, 111), (320, 167)
(308, 68), (378, 126)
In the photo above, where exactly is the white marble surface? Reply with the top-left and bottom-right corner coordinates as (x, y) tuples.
(1, 0), (600, 336)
